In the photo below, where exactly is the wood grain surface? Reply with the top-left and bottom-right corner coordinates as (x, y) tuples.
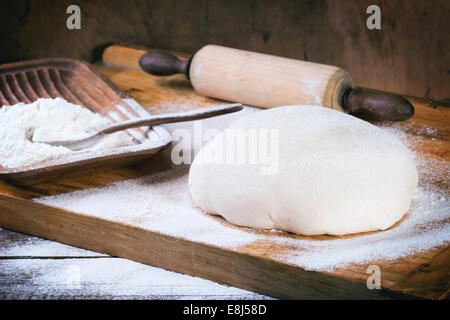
(1, 0), (449, 101)
(0, 56), (448, 299)
(107, 44), (416, 121)
(0, 228), (268, 299)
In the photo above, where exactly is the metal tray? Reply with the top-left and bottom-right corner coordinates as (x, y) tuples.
(0, 58), (171, 185)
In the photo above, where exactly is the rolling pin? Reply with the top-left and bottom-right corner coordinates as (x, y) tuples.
(103, 44), (414, 121)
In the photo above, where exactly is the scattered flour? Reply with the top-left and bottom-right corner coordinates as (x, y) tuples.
(277, 123), (450, 270)
(35, 164), (260, 248)
(0, 98), (135, 169)
(0, 228), (104, 257)
(1, 257), (268, 299)
(0, 227), (268, 298)
(32, 103), (450, 271)
(277, 185), (449, 271)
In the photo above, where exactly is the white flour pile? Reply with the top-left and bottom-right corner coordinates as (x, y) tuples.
(33, 104), (450, 271)
(0, 98), (134, 169)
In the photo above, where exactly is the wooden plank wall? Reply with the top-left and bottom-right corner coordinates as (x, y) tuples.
(0, 0), (449, 101)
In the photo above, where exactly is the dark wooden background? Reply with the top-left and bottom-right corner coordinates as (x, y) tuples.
(1, 0), (449, 101)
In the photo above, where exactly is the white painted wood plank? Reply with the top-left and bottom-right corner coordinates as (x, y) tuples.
(0, 258), (271, 299)
(0, 227), (104, 257)
(0, 228), (272, 299)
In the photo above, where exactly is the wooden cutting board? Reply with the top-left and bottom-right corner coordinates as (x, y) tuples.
(0, 52), (448, 299)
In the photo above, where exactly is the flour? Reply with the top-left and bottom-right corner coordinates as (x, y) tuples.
(277, 185), (449, 271)
(33, 104), (449, 271)
(0, 228), (268, 298)
(0, 98), (135, 169)
(35, 164), (261, 248)
(0, 257), (268, 299)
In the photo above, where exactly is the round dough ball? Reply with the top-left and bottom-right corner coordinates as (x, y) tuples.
(188, 105), (418, 236)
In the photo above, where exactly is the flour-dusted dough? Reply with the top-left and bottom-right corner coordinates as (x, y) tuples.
(188, 105), (418, 236)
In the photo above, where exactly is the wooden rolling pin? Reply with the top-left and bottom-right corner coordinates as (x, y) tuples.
(103, 44), (414, 121)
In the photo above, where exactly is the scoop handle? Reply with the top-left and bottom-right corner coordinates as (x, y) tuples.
(139, 51), (192, 79)
(100, 103), (243, 134)
(342, 88), (414, 121)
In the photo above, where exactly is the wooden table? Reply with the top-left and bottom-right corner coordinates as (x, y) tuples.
(0, 57), (448, 300)
(0, 227), (269, 299)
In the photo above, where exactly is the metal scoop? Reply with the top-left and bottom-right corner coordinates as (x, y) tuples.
(33, 103), (243, 151)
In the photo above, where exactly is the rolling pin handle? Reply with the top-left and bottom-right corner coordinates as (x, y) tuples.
(139, 52), (192, 79)
(342, 88), (414, 122)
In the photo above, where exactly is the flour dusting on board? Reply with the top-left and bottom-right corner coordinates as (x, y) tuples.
(277, 123), (449, 270)
(278, 185), (449, 271)
(34, 104), (450, 271)
(35, 164), (260, 249)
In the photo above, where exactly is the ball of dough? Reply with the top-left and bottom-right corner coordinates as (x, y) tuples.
(188, 105), (418, 236)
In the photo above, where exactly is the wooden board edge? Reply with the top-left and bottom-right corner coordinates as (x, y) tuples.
(0, 194), (413, 299)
